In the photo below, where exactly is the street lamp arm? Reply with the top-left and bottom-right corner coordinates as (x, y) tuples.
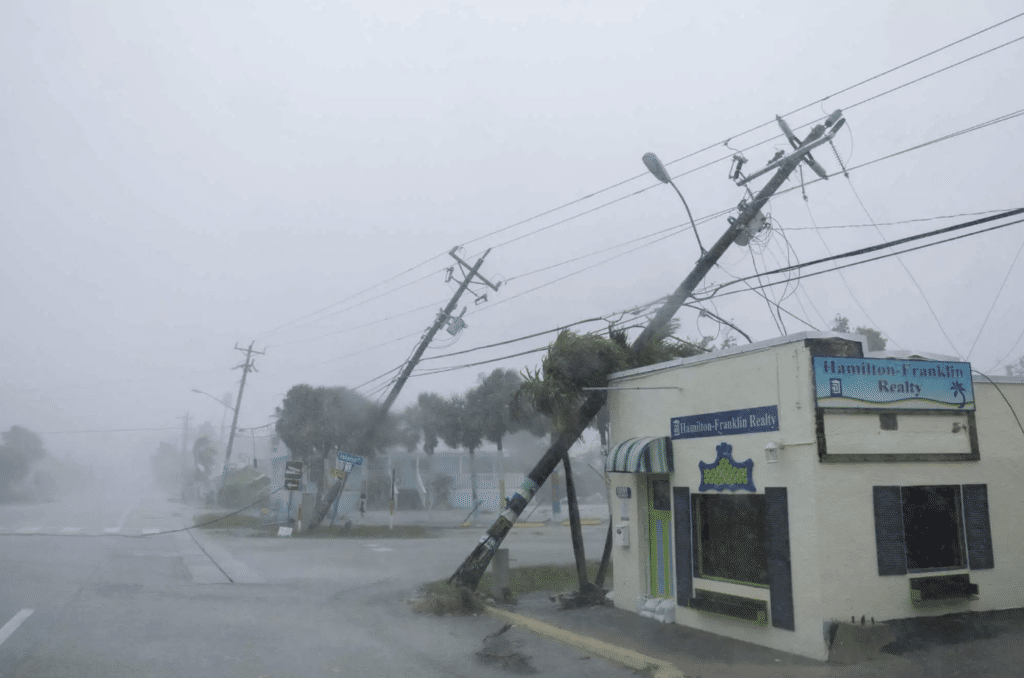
(191, 389), (237, 412)
(668, 178), (705, 254)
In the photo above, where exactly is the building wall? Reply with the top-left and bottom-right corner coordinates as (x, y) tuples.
(814, 379), (1024, 624)
(610, 341), (830, 660)
(608, 335), (1024, 662)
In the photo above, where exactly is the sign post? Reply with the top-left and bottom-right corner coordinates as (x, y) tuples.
(328, 464), (352, 529)
(326, 454), (362, 530)
(284, 461), (303, 527)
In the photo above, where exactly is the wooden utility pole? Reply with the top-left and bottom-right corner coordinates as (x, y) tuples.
(179, 412), (190, 500)
(220, 341), (264, 489)
(308, 248), (500, 529)
(451, 110), (847, 592)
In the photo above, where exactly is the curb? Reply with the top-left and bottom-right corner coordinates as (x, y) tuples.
(484, 606), (688, 678)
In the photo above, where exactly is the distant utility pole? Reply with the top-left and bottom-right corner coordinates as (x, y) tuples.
(221, 341), (264, 488)
(179, 412), (190, 499)
(308, 247), (500, 529)
(451, 110), (848, 592)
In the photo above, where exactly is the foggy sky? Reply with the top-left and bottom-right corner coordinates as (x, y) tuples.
(2, 1), (1023, 462)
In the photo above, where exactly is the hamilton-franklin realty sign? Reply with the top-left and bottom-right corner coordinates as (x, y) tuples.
(671, 405), (779, 440)
(813, 356), (974, 410)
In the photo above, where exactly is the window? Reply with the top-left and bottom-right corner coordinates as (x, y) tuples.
(901, 486), (965, 571)
(651, 479), (671, 511)
(873, 484), (994, 576)
(692, 493), (768, 586)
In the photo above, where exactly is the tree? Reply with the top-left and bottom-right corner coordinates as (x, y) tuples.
(472, 369), (526, 455)
(0, 426), (47, 501)
(394, 404), (422, 454)
(1005, 356), (1024, 377)
(436, 394), (484, 514)
(831, 314), (888, 352)
(417, 392), (447, 456)
(275, 385), (391, 502)
(512, 329), (631, 438)
(191, 435), (218, 481)
(512, 322), (705, 444)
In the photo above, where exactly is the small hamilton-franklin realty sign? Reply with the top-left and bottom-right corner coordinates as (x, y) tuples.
(813, 357), (975, 410)
(284, 461), (303, 490)
(671, 405), (779, 440)
(337, 452), (364, 466)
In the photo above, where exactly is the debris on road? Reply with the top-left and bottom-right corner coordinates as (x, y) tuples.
(476, 623), (536, 674)
(410, 582), (485, 616)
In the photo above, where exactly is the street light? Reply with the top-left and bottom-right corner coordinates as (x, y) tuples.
(642, 152), (706, 256)
(191, 389), (236, 412)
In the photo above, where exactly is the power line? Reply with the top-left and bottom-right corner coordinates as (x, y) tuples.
(699, 215), (1024, 301)
(469, 108), (1024, 321)
(782, 209), (1015, 230)
(265, 298), (448, 349)
(803, 200), (899, 348)
(843, 171), (963, 356)
(246, 17), (1024, 340)
(38, 426), (183, 435)
(267, 109), (1024, 381)
(966, 232), (1024, 358)
(460, 13), (1024, 253)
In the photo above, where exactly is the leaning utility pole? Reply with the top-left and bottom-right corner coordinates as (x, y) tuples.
(221, 341), (264, 488)
(451, 110), (847, 591)
(308, 247), (501, 529)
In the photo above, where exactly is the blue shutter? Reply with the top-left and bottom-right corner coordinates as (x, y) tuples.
(673, 487), (692, 607)
(765, 487), (794, 631)
(873, 486), (907, 575)
(962, 484), (994, 570)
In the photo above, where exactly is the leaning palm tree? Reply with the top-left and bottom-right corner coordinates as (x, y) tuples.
(510, 321), (709, 592)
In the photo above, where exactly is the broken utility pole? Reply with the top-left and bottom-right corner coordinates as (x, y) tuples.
(307, 247), (501, 529)
(221, 340), (264, 489)
(451, 110), (847, 592)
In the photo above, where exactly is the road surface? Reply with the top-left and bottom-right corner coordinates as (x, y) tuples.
(0, 487), (629, 678)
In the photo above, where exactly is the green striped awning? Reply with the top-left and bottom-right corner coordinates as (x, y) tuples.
(606, 437), (674, 473)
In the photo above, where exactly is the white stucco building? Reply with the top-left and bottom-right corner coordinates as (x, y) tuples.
(606, 331), (1024, 660)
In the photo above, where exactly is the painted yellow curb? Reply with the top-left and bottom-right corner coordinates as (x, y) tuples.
(511, 521), (548, 528)
(561, 518), (604, 526)
(485, 606), (688, 678)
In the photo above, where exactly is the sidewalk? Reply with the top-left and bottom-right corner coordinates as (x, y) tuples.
(499, 592), (1024, 678)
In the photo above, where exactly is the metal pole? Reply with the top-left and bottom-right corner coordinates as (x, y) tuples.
(309, 249), (499, 528)
(221, 341), (262, 490)
(451, 115), (840, 591)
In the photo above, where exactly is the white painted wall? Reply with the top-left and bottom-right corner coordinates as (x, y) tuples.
(608, 333), (1024, 661)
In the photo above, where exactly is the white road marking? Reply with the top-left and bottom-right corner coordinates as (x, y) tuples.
(142, 528), (161, 535)
(0, 609), (34, 647)
(15, 527), (40, 534)
(103, 527), (120, 534)
(59, 527), (82, 534)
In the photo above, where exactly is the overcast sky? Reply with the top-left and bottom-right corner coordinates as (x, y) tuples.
(2, 1), (1023, 463)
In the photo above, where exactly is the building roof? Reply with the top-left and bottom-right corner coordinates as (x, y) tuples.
(609, 330), (867, 382)
(607, 330), (1021, 384)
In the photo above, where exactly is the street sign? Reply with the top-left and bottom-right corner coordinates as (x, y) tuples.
(284, 461), (303, 491)
(337, 452), (364, 466)
(330, 468), (347, 480)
